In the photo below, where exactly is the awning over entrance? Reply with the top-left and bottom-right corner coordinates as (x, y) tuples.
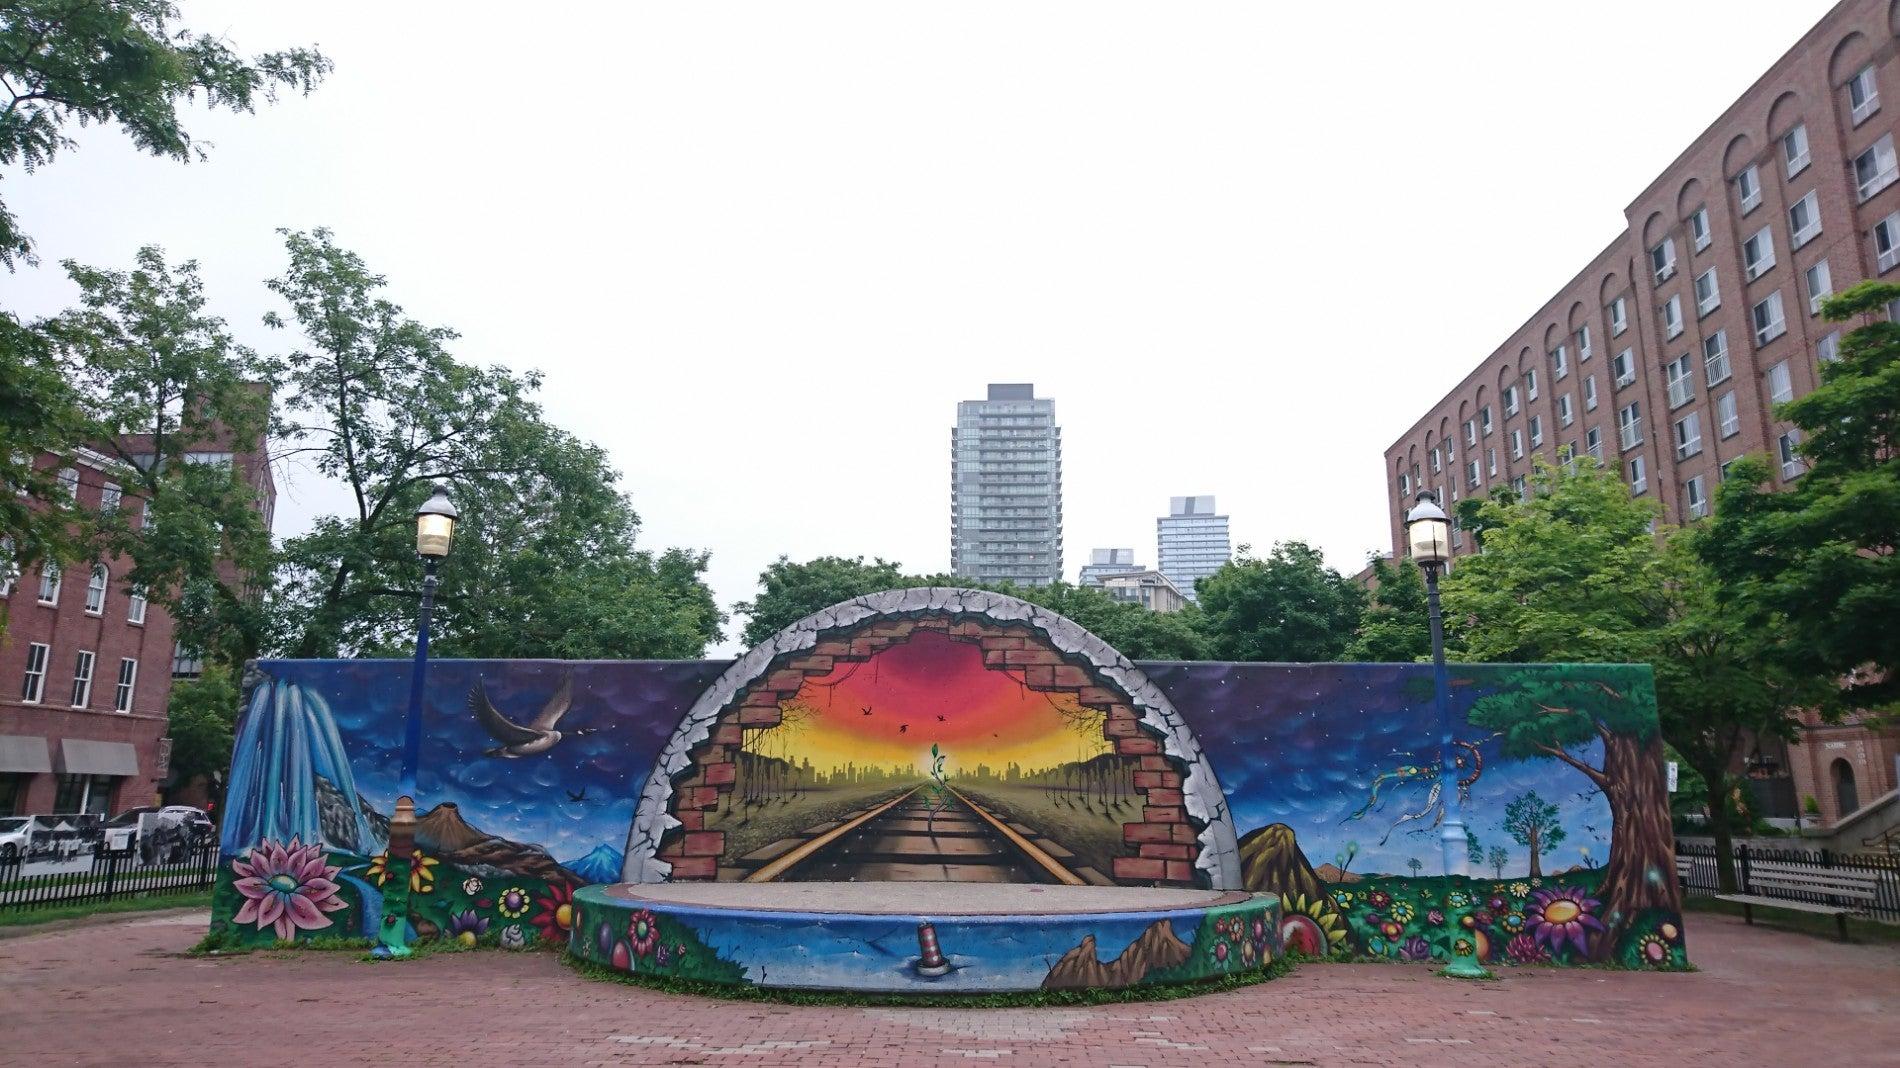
(0, 734), (52, 773)
(56, 739), (139, 777)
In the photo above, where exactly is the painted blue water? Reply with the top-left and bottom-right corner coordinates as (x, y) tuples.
(221, 675), (380, 855)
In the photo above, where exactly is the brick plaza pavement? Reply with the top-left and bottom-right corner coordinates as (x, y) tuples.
(2, 908), (1896, 1066)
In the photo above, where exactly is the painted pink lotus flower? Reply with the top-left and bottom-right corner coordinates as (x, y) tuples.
(231, 837), (346, 940)
(1525, 886), (1605, 957)
(1505, 932), (1550, 964)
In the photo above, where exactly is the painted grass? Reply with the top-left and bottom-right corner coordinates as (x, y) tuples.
(0, 889), (211, 928)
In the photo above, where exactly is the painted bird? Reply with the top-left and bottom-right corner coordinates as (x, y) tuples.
(566, 787), (588, 803)
(936, 715), (946, 722)
(861, 706), (874, 717)
(898, 724), (908, 734)
(471, 675), (589, 757)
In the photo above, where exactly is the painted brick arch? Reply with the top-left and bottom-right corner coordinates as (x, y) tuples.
(622, 587), (1242, 887)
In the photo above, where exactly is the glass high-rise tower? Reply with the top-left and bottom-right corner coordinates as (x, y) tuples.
(951, 384), (1062, 586)
(1157, 495), (1230, 601)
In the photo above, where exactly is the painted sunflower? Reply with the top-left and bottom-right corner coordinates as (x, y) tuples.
(1277, 892), (1348, 956)
(365, 848), (439, 894)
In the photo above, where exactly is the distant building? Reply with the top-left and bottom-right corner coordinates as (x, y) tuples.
(951, 384), (1063, 587)
(1100, 569), (1188, 613)
(1078, 548), (1142, 587)
(1156, 496), (1231, 601)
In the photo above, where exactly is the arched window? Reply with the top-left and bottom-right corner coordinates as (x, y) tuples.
(38, 561), (60, 605)
(1833, 758), (1860, 816)
(84, 564), (108, 615)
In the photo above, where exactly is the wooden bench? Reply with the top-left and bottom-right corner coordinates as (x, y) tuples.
(1715, 860), (1883, 940)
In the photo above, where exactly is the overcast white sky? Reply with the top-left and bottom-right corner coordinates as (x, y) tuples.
(7, 1), (1836, 652)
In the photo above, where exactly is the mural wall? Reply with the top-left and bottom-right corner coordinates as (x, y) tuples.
(210, 589), (1686, 973)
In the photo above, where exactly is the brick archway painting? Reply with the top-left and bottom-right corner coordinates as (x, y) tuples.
(623, 588), (1241, 887)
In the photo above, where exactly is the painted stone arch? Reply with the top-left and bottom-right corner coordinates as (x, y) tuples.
(623, 588), (1241, 888)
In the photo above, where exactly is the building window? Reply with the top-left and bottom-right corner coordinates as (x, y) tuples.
(1661, 295), (1683, 339)
(1585, 425), (1603, 462)
(1877, 212), (1900, 273)
(1503, 384), (1519, 415)
(1685, 475), (1708, 520)
(1717, 390), (1739, 437)
(37, 561), (60, 605)
(1675, 411), (1703, 460)
(56, 466), (78, 500)
(1465, 459), (1481, 489)
(1613, 347), (1636, 388)
(1486, 447), (1497, 477)
(1524, 368), (1539, 400)
(1511, 475), (1528, 498)
(127, 586), (147, 625)
(1628, 454), (1648, 494)
(1855, 135), (1897, 201)
(1849, 63), (1881, 125)
(1783, 123), (1811, 177)
(99, 483), (121, 514)
(1752, 291), (1786, 346)
(1786, 191), (1820, 249)
(1618, 401), (1644, 449)
(1609, 296), (1628, 336)
(1779, 429), (1806, 479)
(1807, 260), (1833, 313)
(1551, 344), (1569, 379)
(1703, 331), (1731, 386)
(1694, 267), (1720, 315)
(1464, 419), (1477, 447)
(1689, 206), (1711, 251)
(1577, 324), (1593, 361)
(0, 538), (12, 598)
(1583, 374), (1598, 411)
(54, 774), (116, 818)
(1510, 427), (1524, 459)
(1736, 164), (1762, 213)
(171, 645), (204, 679)
(1430, 446), (1442, 473)
(1479, 405), (1494, 435)
(84, 564), (107, 615)
(70, 649), (95, 708)
(1398, 471), (1411, 497)
(1557, 393), (1574, 426)
(1768, 360), (1794, 405)
(114, 658), (138, 713)
(1818, 330), (1842, 363)
(22, 642), (49, 704)
(1529, 415), (1544, 448)
(1650, 237), (1677, 282)
(1666, 355), (1695, 408)
(1743, 227), (1777, 280)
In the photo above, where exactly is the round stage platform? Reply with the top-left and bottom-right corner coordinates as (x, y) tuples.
(569, 882), (1283, 993)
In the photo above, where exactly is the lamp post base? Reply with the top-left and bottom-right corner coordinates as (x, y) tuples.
(1439, 953), (1493, 980)
(376, 795), (419, 960)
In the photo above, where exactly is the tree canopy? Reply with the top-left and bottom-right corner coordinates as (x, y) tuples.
(1194, 541), (1364, 662)
(1344, 554), (1429, 662)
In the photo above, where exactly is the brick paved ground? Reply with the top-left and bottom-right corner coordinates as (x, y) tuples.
(2, 908), (1896, 1067)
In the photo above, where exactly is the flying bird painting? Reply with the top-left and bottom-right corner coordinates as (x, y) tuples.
(471, 675), (589, 757)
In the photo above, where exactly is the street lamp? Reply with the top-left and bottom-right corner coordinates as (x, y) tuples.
(375, 483), (459, 959)
(1405, 491), (1490, 980)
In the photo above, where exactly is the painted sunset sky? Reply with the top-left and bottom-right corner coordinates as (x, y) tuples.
(772, 631), (1109, 776)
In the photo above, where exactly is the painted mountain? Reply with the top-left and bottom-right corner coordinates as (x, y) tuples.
(414, 802), (582, 885)
(1236, 823), (1334, 904)
(562, 844), (624, 885)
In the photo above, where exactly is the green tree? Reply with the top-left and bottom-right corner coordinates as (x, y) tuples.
(264, 229), (720, 659)
(1194, 541), (1365, 661)
(1344, 555), (1429, 662)
(0, 312), (84, 604)
(1502, 790), (1565, 878)
(1012, 583), (1210, 661)
(1701, 281), (1900, 706)
(163, 662), (238, 802)
(0, 0), (330, 267)
(1486, 844), (1509, 878)
(735, 556), (914, 644)
(1405, 857), (1423, 876)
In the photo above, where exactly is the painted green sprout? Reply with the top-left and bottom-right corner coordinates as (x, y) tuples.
(925, 743), (950, 834)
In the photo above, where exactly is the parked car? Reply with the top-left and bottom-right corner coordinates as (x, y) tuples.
(0, 816), (40, 861)
(104, 806), (214, 862)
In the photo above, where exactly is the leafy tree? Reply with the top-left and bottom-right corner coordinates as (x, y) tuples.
(1701, 281), (1900, 706)
(0, 0), (329, 267)
(1502, 790), (1565, 878)
(1406, 857), (1423, 876)
(1464, 827), (1483, 867)
(1195, 541), (1364, 662)
(736, 556), (914, 644)
(1334, 839), (1359, 874)
(1012, 583), (1210, 661)
(264, 230), (720, 659)
(38, 247), (279, 666)
(163, 662), (239, 802)
(1486, 844), (1509, 878)
(1344, 555), (1429, 662)
(0, 312), (83, 601)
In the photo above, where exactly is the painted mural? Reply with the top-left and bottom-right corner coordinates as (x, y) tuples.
(208, 588), (1686, 974)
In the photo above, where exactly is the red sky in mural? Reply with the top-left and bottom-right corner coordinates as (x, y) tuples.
(765, 631), (1108, 776)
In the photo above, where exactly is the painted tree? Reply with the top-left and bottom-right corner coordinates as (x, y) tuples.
(1334, 840), (1359, 875)
(1502, 790), (1566, 878)
(1486, 845), (1509, 878)
(1406, 857), (1423, 876)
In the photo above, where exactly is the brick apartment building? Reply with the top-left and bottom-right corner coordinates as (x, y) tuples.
(1383, 0), (1900, 832)
(0, 428), (274, 821)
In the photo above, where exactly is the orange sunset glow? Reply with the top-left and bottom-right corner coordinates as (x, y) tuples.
(756, 631), (1110, 776)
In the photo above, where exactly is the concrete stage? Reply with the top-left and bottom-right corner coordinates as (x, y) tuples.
(569, 882), (1283, 993)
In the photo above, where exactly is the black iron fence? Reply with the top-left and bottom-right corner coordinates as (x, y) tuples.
(1676, 840), (1900, 923)
(0, 841), (219, 911)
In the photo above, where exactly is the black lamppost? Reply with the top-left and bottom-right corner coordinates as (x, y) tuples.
(374, 483), (459, 959)
(1405, 490), (1490, 979)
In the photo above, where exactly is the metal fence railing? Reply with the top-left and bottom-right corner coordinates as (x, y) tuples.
(1675, 840), (1900, 923)
(0, 841), (219, 911)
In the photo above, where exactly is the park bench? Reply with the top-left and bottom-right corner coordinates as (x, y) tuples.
(1684, 858), (1884, 940)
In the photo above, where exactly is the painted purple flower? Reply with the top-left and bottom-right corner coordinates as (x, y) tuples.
(498, 887), (532, 918)
(447, 909), (490, 946)
(656, 944), (671, 967)
(1398, 936), (1432, 961)
(231, 837), (346, 941)
(1525, 886), (1605, 957)
(1505, 932), (1550, 964)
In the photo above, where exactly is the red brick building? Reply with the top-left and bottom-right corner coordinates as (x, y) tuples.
(0, 431), (273, 820)
(1383, 0), (1900, 829)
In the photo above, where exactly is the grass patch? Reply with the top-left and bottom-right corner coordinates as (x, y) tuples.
(560, 949), (1301, 1006)
(0, 889), (211, 929)
(1683, 893), (1900, 944)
